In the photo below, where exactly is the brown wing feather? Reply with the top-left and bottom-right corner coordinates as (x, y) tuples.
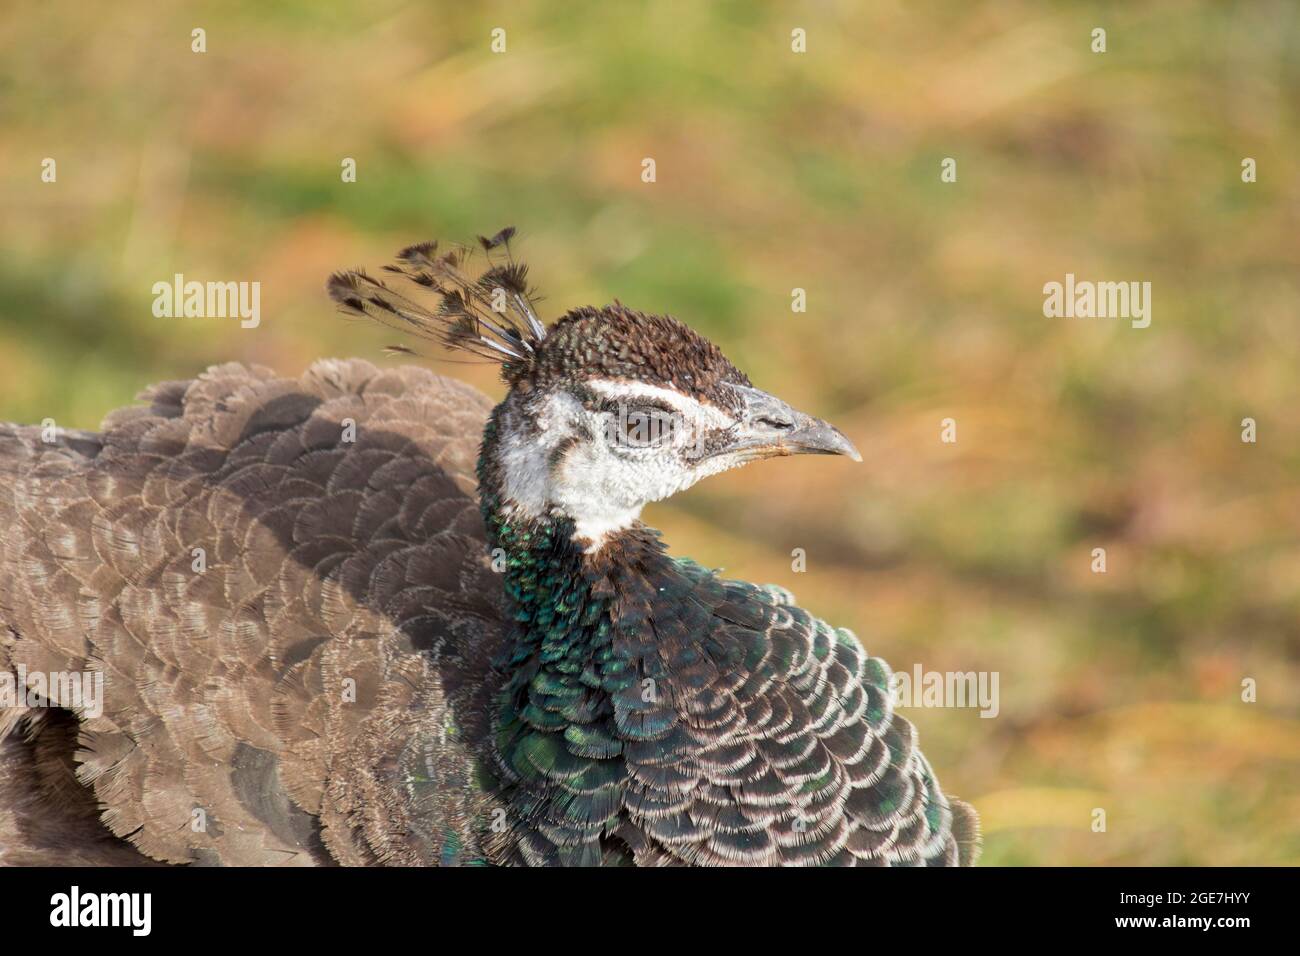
(0, 359), (507, 865)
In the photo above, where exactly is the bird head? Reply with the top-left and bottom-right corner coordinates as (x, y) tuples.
(329, 229), (859, 550)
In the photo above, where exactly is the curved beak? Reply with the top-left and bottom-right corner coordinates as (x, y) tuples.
(709, 385), (862, 463)
(780, 413), (862, 461)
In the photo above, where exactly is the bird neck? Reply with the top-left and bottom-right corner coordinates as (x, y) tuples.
(477, 406), (679, 726)
(476, 409), (735, 861)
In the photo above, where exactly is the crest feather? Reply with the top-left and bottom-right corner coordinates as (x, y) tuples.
(327, 227), (546, 367)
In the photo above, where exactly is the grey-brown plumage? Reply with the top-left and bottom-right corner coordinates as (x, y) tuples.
(1, 232), (979, 866)
(1, 360), (508, 864)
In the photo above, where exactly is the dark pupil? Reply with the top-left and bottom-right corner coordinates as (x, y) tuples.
(621, 407), (673, 447)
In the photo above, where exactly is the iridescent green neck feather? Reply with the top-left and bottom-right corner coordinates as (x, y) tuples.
(476, 407), (711, 863)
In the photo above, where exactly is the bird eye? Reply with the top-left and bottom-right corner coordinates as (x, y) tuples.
(615, 406), (678, 448)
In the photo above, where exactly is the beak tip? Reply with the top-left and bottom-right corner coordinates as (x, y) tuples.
(826, 425), (862, 462)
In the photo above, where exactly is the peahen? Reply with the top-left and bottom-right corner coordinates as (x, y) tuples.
(0, 229), (979, 866)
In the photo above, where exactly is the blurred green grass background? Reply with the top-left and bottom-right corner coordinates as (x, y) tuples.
(1, 0), (1297, 864)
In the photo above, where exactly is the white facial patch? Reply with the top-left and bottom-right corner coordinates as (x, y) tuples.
(495, 390), (582, 516)
(492, 379), (742, 551)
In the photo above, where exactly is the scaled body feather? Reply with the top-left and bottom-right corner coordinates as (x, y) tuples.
(0, 360), (506, 864)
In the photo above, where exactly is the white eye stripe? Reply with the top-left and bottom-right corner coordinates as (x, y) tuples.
(585, 378), (734, 428)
